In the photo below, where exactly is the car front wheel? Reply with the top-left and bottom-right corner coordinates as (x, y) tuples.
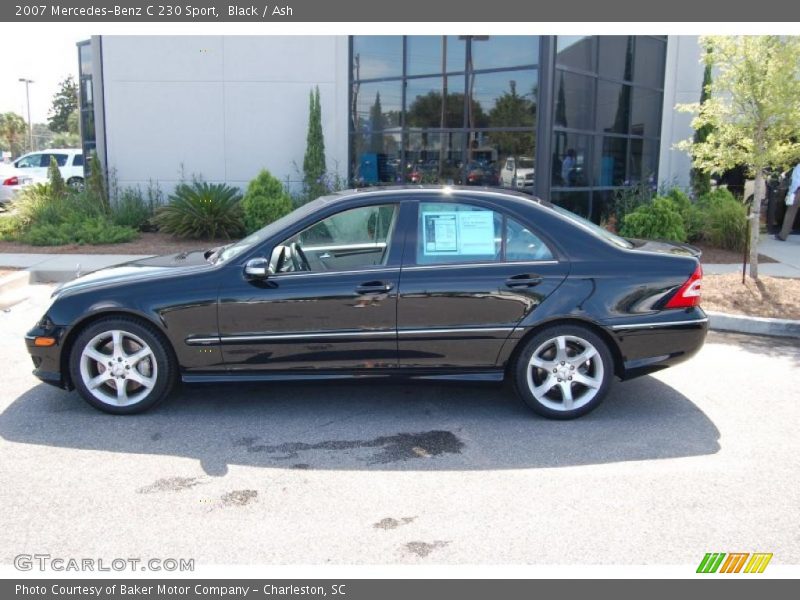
(69, 317), (176, 414)
(514, 324), (614, 419)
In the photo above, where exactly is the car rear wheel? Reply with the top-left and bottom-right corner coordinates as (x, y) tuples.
(69, 317), (176, 414)
(514, 324), (613, 419)
(67, 177), (84, 190)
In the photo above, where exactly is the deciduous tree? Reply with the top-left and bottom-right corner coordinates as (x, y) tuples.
(677, 36), (800, 279)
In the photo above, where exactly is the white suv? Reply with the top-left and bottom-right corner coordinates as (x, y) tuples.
(500, 156), (535, 190)
(1, 149), (85, 205)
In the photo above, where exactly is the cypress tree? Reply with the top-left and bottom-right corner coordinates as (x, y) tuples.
(303, 86), (327, 201)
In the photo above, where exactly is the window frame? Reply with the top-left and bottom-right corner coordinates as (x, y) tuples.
(404, 197), (556, 268)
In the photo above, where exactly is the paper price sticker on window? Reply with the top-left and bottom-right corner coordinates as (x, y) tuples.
(423, 210), (495, 256)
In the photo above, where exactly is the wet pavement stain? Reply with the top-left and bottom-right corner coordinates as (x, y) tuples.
(221, 489), (258, 506)
(374, 517), (416, 530)
(292, 463), (311, 470)
(150, 432), (162, 441)
(137, 477), (203, 494)
(405, 541), (449, 557)
(235, 430), (464, 464)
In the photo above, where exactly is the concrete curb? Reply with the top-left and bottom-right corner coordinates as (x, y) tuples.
(0, 270), (31, 310)
(707, 310), (800, 339)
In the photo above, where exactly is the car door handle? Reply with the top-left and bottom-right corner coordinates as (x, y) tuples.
(355, 281), (394, 294)
(505, 274), (544, 288)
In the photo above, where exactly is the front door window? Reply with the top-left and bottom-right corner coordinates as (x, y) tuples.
(278, 204), (398, 273)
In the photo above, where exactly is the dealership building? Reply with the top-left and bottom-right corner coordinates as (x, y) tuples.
(77, 35), (704, 221)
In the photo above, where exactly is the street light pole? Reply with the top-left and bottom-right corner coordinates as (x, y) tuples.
(18, 78), (34, 152)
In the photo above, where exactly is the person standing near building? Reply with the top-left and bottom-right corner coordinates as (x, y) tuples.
(561, 149), (576, 186)
(776, 162), (800, 241)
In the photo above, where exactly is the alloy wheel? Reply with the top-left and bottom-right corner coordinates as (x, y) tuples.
(526, 334), (604, 412)
(79, 329), (158, 407)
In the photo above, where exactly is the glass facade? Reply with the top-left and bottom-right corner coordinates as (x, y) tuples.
(77, 40), (96, 173)
(551, 35), (666, 220)
(350, 35), (539, 191)
(349, 35), (667, 223)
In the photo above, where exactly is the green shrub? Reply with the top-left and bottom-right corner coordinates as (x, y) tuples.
(86, 152), (109, 210)
(620, 197), (687, 242)
(697, 187), (739, 209)
(704, 198), (748, 251)
(612, 181), (655, 227)
(48, 156), (68, 200)
(19, 217), (137, 246)
(0, 214), (23, 239)
(155, 181), (244, 239)
(15, 185), (108, 228)
(241, 170), (292, 233)
(111, 186), (155, 231)
(661, 188), (705, 242)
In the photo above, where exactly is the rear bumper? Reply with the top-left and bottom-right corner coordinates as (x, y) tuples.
(606, 309), (709, 380)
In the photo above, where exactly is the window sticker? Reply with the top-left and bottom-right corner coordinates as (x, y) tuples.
(422, 210), (495, 256)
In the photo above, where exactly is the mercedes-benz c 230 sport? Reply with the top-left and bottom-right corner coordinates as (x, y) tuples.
(26, 187), (707, 419)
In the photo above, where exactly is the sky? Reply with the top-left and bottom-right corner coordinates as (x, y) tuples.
(0, 27), (92, 124)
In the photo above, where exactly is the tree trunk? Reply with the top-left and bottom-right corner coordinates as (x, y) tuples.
(749, 171), (764, 280)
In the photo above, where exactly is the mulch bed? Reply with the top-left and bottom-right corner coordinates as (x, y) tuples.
(703, 273), (800, 320)
(694, 243), (777, 265)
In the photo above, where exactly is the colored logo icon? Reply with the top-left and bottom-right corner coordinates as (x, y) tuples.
(697, 552), (773, 573)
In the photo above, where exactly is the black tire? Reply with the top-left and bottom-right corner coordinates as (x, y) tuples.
(513, 324), (614, 420)
(67, 177), (84, 190)
(69, 316), (177, 415)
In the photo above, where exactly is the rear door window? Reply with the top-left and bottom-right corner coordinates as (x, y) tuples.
(415, 201), (553, 265)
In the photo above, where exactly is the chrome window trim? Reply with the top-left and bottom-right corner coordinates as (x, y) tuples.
(609, 318), (708, 331)
(268, 267), (402, 279)
(402, 260), (558, 271)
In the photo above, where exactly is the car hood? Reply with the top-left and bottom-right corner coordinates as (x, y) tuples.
(53, 250), (213, 296)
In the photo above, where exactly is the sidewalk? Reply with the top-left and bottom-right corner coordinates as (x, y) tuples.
(0, 253), (152, 283)
(703, 235), (800, 277)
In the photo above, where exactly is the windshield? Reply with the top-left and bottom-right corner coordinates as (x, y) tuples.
(517, 159), (534, 169)
(215, 197), (326, 263)
(550, 205), (633, 249)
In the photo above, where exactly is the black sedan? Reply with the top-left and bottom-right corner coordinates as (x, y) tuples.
(25, 186), (707, 419)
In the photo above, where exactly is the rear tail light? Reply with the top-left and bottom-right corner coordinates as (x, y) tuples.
(2, 176), (19, 186)
(664, 263), (702, 309)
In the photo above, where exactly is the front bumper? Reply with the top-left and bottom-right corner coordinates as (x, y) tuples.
(25, 323), (70, 389)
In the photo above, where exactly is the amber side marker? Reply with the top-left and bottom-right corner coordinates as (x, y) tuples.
(33, 337), (56, 347)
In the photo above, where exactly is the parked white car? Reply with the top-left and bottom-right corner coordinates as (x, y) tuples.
(500, 156), (535, 190)
(1, 149), (85, 205)
(0, 163), (34, 205)
(12, 148), (85, 188)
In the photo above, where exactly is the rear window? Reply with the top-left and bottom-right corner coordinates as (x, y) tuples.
(45, 154), (69, 167)
(550, 205), (633, 249)
(72, 153), (84, 167)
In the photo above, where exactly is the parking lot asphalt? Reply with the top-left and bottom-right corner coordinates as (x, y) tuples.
(1, 285), (799, 566)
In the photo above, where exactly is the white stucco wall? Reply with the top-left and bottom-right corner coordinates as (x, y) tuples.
(658, 36), (704, 190)
(100, 35), (349, 196)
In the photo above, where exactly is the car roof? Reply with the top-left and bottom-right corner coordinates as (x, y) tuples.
(321, 185), (552, 210)
(22, 148), (81, 155)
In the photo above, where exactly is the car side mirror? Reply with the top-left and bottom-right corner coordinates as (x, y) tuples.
(244, 257), (270, 279)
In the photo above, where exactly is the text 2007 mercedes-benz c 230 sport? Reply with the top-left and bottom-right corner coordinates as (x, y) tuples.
(25, 187), (707, 419)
